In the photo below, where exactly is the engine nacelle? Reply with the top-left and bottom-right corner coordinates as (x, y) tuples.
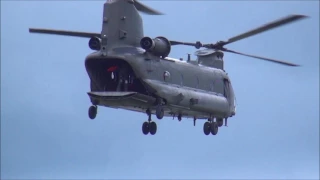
(140, 36), (171, 57)
(88, 36), (101, 51)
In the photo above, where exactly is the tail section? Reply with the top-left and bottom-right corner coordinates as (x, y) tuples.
(28, 0), (163, 50)
(101, 0), (143, 50)
(101, 0), (163, 51)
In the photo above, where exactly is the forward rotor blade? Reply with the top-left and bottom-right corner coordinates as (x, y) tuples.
(223, 48), (300, 66)
(221, 14), (308, 46)
(134, 0), (163, 15)
(170, 41), (198, 46)
(29, 28), (100, 38)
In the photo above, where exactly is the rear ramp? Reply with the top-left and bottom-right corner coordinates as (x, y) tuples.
(87, 92), (156, 112)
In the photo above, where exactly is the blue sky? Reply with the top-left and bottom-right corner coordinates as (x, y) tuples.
(1, 0), (319, 179)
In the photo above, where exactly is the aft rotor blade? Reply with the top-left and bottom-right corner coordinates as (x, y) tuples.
(134, 0), (163, 15)
(221, 14), (308, 46)
(223, 48), (300, 66)
(29, 28), (100, 38)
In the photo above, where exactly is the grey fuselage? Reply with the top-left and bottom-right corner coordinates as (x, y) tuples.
(85, 0), (236, 119)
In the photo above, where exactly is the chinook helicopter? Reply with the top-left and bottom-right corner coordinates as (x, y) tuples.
(29, 0), (307, 136)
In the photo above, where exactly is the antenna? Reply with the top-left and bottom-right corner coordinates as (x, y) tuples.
(187, 53), (191, 62)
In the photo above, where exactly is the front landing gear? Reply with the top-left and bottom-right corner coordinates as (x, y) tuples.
(217, 118), (223, 127)
(142, 109), (157, 135)
(88, 105), (97, 119)
(203, 119), (219, 135)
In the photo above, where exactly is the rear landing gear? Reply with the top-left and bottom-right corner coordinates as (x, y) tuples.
(142, 109), (157, 135)
(142, 121), (157, 135)
(88, 105), (97, 119)
(203, 119), (219, 135)
(142, 122), (149, 135)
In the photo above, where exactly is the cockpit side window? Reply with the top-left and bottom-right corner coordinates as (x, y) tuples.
(229, 81), (236, 107)
(223, 78), (236, 111)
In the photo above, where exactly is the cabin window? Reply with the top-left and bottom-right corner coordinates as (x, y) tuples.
(163, 71), (170, 82)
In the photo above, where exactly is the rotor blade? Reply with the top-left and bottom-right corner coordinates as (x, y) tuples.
(170, 41), (198, 46)
(29, 28), (100, 38)
(134, 0), (163, 15)
(221, 14), (308, 46)
(223, 48), (300, 66)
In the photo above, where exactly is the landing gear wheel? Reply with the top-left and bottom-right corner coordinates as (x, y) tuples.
(211, 122), (218, 135)
(88, 105), (97, 120)
(203, 122), (211, 135)
(143, 108), (158, 135)
(149, 121), (157, 135)
(217, 118), (223, 127)
(142, 122), (149, 135)
(156, 105), (164, 120)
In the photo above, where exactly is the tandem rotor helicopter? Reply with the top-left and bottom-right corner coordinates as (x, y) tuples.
(29, 0), (307, 136)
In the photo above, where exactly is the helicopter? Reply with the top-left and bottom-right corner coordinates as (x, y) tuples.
(28, 0), (307, 136)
